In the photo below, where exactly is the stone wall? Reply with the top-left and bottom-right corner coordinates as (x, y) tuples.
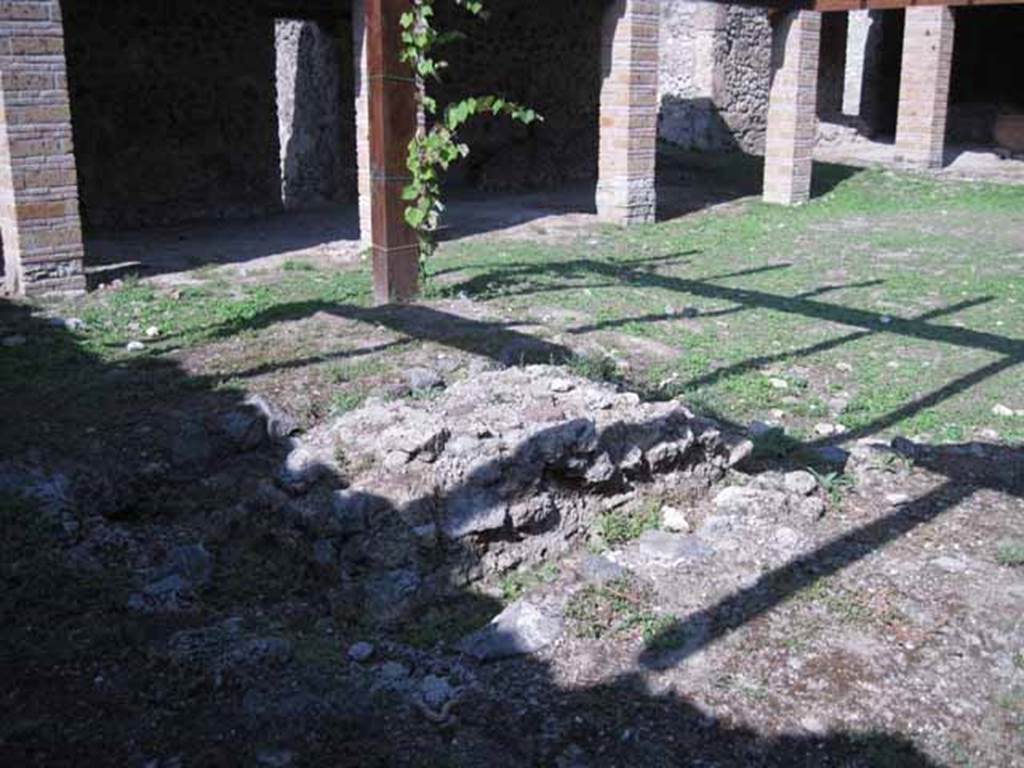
(658, 1), (771, 154)
(431, 0), (604, 191)
(62, 0), (283, 231)
(275, 18), (356, 210)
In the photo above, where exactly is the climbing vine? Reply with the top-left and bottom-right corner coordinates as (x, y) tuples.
(399, 0), (540, 266)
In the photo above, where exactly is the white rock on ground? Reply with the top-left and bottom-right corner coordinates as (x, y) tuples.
(661, 504), (691, 533)
(458, 600), (564, 660)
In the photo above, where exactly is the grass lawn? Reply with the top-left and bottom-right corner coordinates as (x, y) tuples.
(3, 154), (1023, 449)
(429, 162), (1024, 444)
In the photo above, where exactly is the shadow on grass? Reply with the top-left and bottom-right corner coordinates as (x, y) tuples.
(656, 144), (863, 221)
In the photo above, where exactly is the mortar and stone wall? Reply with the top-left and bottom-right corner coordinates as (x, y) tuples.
(658, 0), (771, 154)
(275, 18), (357, 210)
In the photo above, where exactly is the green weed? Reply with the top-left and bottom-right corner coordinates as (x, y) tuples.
(996, 540), (1024, 567)
(591, 501), (660, 551)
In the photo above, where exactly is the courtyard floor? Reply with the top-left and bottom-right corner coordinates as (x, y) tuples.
(1, 151), (1022, 766)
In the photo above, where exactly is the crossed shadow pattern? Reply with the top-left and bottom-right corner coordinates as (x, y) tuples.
(8, 244), (1015, 761)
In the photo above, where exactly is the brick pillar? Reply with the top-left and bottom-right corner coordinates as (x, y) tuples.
(352, 0), (372, 249)
(763, 10), (821, 206)
(895, 7), (954, 170)
(365, 0), (418, 305)
(597, 0), (658, 226)
(0, 0), (85, 296)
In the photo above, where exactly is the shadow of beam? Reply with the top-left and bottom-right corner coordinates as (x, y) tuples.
(448, 255), (1020, 357)
(639, 480), (972, 670)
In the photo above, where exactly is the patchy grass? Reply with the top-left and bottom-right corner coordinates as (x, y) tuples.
(8, 155), (1024, 460)
(499, 562), (561, 603)
(996, 540), (1024, 568)
(750, 427), (805, 462)
(565, 575), (660, 641)
(330, 389), (369, 416)
(398, 594), (501, 650)
(795, 575), (899, 628)
(809, 468), (855, 509)
(428, 160), (1024, 444)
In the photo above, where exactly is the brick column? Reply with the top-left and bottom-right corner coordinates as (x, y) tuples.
(895, 7), (954, 170)
(597, 0), (658, 226)
(763, 10), (821, 206)
(0, 0), (85, 296)
(365, 0), (418, 305)
(352, 0), (372, 249)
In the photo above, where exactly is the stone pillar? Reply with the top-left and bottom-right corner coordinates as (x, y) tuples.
(352, 0), (372, 249)
(763, 10), (821, 206)
(0, 0), (85, 296)
(843, 10), (882, 121)
(597, 0), (658, 225)
(895, 7), (955, 169)
(364, 0), (418, 305)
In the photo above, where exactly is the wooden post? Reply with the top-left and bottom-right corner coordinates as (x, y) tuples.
(365, 0), (418, 305)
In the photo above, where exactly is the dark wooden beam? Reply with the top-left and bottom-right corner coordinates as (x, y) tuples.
(365, 0), (419, 305)
(715, 0), (1024, 10)
(810, 0), (1023, 11)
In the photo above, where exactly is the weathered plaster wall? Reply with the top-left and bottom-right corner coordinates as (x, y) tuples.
(658, 1), (771, 154)
(432, 0), (604, 190)
(62, 0), (283, 231)
(275, 18), (356, 210)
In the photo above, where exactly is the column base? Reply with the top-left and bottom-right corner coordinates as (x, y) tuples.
(596, 178), (656, 225)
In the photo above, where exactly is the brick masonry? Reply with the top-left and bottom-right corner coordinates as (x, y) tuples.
(0, 0), (84, 295)
(763, 10), (820, 206)
(597, 0), (659, 225)
(895, 7), (955, 170)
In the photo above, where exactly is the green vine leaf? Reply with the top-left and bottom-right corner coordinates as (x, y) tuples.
(399, 0), (542, 271)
